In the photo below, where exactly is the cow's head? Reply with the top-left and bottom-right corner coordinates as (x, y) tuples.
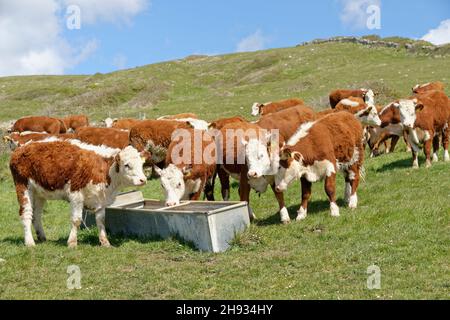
(251, 103), (264, 117)
(3, 135), (18, 150)
(274, 147), (303, 192)
(242, 131), (279, 179)
(154, 164), (201, 206)
(355, 105), (382, 126)
(393, 99), (424, 129)
(103, 118), (117, 128)
(114, 146), (147, 187)
(363, 89), (375, 106)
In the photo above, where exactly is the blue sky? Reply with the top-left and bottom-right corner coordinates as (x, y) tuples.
(1, 0), (449, 76)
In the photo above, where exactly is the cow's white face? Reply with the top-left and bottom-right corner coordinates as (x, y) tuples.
(104, 118), (115, 128)
(155, 164), (186, 206)
(364, 89), (375, 106)
(116, 146), (147, 187)
(395, 99), (421, 129)
(356, 105), (382, 126)
(242, 138), (272, 178)
(251, 103), (262, 117)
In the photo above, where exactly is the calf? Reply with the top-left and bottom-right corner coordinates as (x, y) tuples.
(393, 91), (450, 168)
(3, 132), (76, 151)
(412, 81), (445, 95)
(62, 115), (89, 132)
(10, 141), (147, 247)
(11, 116), (67, 134)
(329, 89), (374, 108)
(275, 112), (364, 220)
(155, 129), (216, 206)
(75, 127), (130, 149)
(251, 98), (304, 117)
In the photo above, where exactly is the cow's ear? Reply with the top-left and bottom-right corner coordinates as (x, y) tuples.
(182, 165), (193, 177)
(140, 150), (151, 164)
(415, 103), (425, 112)
(115, 154), (121, 173)
(393, 102), (400, 108)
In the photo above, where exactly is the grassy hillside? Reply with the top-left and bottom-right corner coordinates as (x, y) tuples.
(0, 40), (449, 299)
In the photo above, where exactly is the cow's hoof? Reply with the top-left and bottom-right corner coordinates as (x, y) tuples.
(281, 220), (290, 225)
(296, 208), (307, 221)
(67, 241), (77, 249)
(100, 238), (111, 248)
(25, 241), (36, 247)
(330, 203), (340, 217)
(425, 160), (432, 168)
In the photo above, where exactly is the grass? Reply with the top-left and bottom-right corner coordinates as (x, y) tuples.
(0, 39), (449, 299)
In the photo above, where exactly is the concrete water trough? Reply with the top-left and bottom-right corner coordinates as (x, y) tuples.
(82, 191), (251, 252)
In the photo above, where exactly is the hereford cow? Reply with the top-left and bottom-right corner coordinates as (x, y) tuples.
(62, 115), (89, 132)
(10, 141), (147, 247)
(103, 118), (144, 130)
(3, 132), (76, 151)
(157, 113), (198, 120)
(317, 98), (381, 127)
(251, 98), (304, 117)
(329, 89), (374, 108)
(392, 91), (450, 168)
(75, 127), (130, 149)
(129, 120), (193, 168)
(154, 129), (216, 206)
(412, 81), (445, 95)
(10, 116), (67, 134)
(208, 116), (247, 131)
(275, 112), (364, 220)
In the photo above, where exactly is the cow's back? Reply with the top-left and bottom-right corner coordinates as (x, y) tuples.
(12, 116), (62, 134)
(75, 127), (129, 149)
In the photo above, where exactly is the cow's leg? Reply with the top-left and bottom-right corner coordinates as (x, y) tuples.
(203, 174), (215, 201)
(404, 130), (412, 153)
(347, 165), (360, 209)
(95, 208), (111, 247)
(16, 183), (35, 247)
(412, 149), (419, 169)
(324, 173), (339, 217)
(68, 199), (83, 248)
(32, 196), (47, 242)
(218, 167), (230, 201)
(298, 177), (312, 221)
(432, 135), (440, 162)
(239, 169), (255, 220)
(387, 135), (400, 154)
(424, 135), (433, 168)
(270, 184), (289, 224)
(443, 124), (450, 162)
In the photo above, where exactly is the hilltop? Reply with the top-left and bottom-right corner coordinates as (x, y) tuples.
(0, 36), (449, 125)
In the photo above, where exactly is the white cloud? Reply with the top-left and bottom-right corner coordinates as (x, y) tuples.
(236, 30), (269, 53)
(112, 53), (127, 70)
(63, 0), (149, 25)
(339, 0), (381, 29)
(422, 19), (450, 45)
(0, 0), (148, 77)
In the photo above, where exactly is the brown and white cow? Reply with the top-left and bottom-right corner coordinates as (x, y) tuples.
(154, 129), (216, 206)
(392, 91), (450, 168)
(208, 116), (247, 131)
(103, 118), (144, 130)
(10, 140), (147, 247)
(3, 132), (76, 151)
(10, 116), (67, 134)
(329, 89), (374, 108)
(275, 112), (364, 220)
(412, 81), (445, 95)
(62, 115), (89, 132)
(129, 120), (193, 168)
(75, 127), (130, 149)
(251, 98), (304, 117)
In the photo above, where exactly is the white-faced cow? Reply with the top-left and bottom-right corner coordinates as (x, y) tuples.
(155, 129), (216, 206)
(251, 98), (304, 117)
(10, 140), (147, 247)
(275, 112), (364, 220)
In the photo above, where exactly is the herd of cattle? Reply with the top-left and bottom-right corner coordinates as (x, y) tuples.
(3, 81), (449, 247)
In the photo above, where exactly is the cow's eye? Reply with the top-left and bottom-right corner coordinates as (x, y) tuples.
(125, 164), (131, 169)
(177, 183), (182, 188)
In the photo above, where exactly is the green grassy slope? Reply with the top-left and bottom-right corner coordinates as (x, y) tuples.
(0, 40), (449, 299)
